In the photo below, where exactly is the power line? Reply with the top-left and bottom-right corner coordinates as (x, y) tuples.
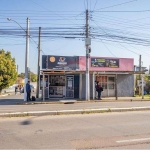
(93, 9), (150, 13)
(29, 0), (83, 25)
(91, 19), (140, 55)
(94, 0), (137, 11)
(99, 38), (117, 57)
(86, 0), (88, 9)
(92, 0), (98, 12)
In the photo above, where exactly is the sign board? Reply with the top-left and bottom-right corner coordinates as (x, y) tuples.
(42, 55), (79, 70)
(137, 80), (146, 86)
(91, 58), (119, 68)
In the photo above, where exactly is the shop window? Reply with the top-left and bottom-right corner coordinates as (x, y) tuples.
(96, 76), (107, 82)
(101, 83), (107, 89)
(49, 75), (65, 86)
(108, 77), (115, 82)
(108, 83), (115, 89)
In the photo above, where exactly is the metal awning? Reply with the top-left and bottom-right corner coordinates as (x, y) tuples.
(40, 70), (145, 75)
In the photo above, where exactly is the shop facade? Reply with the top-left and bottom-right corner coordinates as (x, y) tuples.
(40, 55), (137, 100)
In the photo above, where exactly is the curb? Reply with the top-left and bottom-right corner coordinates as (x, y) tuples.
(1, 106), (150, 117)
(16, 99), (150, 105)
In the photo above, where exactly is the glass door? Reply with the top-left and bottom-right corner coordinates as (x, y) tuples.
(66, 75), (74, 98)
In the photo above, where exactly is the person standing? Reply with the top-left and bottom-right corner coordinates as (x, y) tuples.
(15, 86), (18, 95)
(95, 81), (98, 99)
(96, 83), (103, 100)
(26, 81), (31, 101)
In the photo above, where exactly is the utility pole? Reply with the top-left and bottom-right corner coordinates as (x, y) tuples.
(139, 55), (141, 73)
(139, 55), (141, 96)
(36, 27), (41, 98)
(85, 9), (91, 101)
(24, 18), (30, 102)
(17, 65), (18, 73)
(142, 73), (144, 99)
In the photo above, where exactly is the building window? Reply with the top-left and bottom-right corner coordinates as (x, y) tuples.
(108, 77), (115, 82)
(96, 76), (115, 90)
(96, 76), (107, 89)
(108, 83), (115, 89)
(108, 77), (115, 89)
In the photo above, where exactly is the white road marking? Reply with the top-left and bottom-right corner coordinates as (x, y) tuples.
(116, 138), (150, 143)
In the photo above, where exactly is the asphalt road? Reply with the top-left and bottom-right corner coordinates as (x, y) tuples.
(0, 111), (150, 149)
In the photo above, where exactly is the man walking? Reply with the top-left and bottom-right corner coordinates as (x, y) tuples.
(26, 81), (31, 101)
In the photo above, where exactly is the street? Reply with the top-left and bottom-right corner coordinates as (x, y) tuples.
(0, 111), (150, 149)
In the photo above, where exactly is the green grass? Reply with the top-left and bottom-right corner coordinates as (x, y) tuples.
(134, 94), (150, 98)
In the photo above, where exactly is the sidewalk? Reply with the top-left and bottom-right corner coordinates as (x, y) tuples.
(0, 95), (150, 117)
(17, 96), (150, 105)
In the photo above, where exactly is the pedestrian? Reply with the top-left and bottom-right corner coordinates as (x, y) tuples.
(95, 81), (98, 99)
(26, 81), (31, 101)
(20, 85), (23, 95)
(96, 83), (103, 100)
(15, 86), (17, 95)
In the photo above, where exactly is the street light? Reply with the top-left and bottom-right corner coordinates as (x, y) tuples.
(7, 17), (30, 102)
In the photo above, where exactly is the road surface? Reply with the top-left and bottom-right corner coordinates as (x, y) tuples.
(0, 111), (150, 149)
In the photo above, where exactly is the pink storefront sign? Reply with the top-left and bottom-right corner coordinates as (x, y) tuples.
(79, 56), (134, 71)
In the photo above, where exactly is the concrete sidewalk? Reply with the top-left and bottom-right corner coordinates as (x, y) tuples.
(1, 94), (150, 117)
(1, 100), (150, 117)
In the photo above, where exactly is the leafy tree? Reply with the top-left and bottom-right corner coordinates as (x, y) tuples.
(18, 73), (25, 79)
(0, 49), (18, 93)
(30, 73), (37, 82)
(18, 71), (37, 82)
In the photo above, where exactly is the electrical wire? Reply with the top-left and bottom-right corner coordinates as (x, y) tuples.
(93, 0), (137, 11)
(91, 19), (140, 55)
(92, 0), (98, 12)
(99, 38), (117, 57)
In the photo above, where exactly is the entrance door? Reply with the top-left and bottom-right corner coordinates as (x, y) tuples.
(96, 75), (115, 97)
(66, 75), (74, 98)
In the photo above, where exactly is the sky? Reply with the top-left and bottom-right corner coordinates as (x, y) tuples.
(1, 0), (150, 74)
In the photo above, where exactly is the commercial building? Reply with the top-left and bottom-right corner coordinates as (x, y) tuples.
(40, 55), (142, 100)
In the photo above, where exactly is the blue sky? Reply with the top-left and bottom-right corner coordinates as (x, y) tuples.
(1, 0), (150, 73)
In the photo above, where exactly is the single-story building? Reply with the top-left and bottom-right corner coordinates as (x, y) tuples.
(40, 55), (144, 100)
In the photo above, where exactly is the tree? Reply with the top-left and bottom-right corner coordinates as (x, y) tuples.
(18, 73), (25, 79)
(0, 49), (18, 93)
(18, 71), (37, 82)
(30, 73), (37, 82)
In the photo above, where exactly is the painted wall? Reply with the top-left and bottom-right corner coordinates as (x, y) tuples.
(82, 74), (86, 99)
(79, 56), (134, 71)
(81, 74), (134, 98)
(117, 74), (134, 97)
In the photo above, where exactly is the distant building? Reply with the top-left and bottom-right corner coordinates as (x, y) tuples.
(16, 77), (24, 85)
(134, 65), (147, 72)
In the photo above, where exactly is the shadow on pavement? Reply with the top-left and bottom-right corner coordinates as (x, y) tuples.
(20, 119), (32, 125)
(0, 98), (24, 105)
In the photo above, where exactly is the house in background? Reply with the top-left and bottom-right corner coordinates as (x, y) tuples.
(16, 77), (24, 85)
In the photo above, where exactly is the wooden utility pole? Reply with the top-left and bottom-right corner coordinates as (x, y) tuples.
(139, 55), (141, 96)
(36, 27), (41, 98)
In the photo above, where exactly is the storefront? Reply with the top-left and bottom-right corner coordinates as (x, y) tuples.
(40, 74), (79, 99)
(40, 55), (143, 100)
